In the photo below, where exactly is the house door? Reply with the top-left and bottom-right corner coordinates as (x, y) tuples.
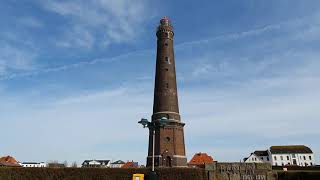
(166, 156), (172, 167)
(293, 159), (297, 165)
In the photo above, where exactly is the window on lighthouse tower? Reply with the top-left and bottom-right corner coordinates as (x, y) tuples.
(165, 57), (170, 64)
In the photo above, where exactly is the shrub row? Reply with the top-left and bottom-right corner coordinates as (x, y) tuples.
(277, 171), (320, 180)
(0, 167), (207, 180)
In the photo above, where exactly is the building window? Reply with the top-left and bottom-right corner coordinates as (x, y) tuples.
(165, 42), (168, 46)
(261, 157), (263, 160)
(287, 156), (289, 160)
(311, 162), (313, 166)
(166, 83), (169, 88)
(305, 163), (308, 166)
(166, 137), (171, 142)
(267, 157), (269, 161)
(165, 57), (170, 64)
(309, 156), (312, 160)
(274, 156), (277, 161)
(280, 156), (283, 160)
(275, 163), (278, 166)
(292, 154), (296, 158)
(303, 156), (306, 160)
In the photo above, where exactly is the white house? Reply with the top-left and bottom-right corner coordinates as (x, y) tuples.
(244, 150), (270, 163)
(109, 160), (125, 168)
(81, 160), (110, 168)
(270, 145), (315, 166)
(244, 145), (315, 167)
(19, 162), (46, 167)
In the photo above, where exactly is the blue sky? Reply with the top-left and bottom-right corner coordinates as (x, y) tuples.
(1, 0), (320, 165)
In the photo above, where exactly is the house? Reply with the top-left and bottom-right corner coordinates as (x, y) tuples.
(19, 162), (46, 167)
(0, 156), (21, 167)
(270, 145), (314, 166)
(81, 160), (110, 168)
(109, 160), (125, 168)
(188, 152), (214, 168)
(122, 161), (139, 168)
(243, 150), (270, 163)
(244, 145), (315, 167)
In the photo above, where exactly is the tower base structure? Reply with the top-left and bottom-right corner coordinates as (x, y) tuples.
(146, 120), (188, 167)
(147, 156), (187, 167)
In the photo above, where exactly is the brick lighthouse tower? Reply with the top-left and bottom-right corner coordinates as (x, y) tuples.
(147, 17), (187, 167)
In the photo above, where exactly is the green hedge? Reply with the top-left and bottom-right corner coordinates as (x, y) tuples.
(0, 167), (207, 180)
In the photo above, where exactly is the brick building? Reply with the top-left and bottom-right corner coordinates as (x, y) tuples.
(146, 17), (187, 167)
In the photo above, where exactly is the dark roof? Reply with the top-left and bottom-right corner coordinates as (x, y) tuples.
(111, 160), (125, 164)
(270, 145), (312, 154)
(82, 160), (110, 165)
(254, 150), (269, 156)
(22, 162), (43, 164)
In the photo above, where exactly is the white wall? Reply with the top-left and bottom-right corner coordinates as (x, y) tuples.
(245, 154), (264, 163)
(21, 162), (46, 167)
(271, 153), (315, 166)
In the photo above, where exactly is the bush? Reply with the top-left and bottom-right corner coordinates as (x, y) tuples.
(0, 167), (207, 180)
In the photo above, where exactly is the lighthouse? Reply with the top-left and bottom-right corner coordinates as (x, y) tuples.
(146, 17), (187, 167)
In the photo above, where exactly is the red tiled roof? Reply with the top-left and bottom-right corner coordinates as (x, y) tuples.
(188, 153), (214, 165)
(0, 156), (20, 167)
(0, 156), (18, 164)
(122, 161), (138, 168)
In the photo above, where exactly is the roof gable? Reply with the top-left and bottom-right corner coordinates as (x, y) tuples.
(111, 160), (125, 164)
(244, 153), (263, 162)
(122, 161), (139, 168)
(0, 156), (18, 164)
(254, 150), (269, 156)
(188, 153), (214, 165)
(82, 160), (110, 165)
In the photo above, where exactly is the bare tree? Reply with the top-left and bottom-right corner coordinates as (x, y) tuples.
(71, 161), (78, 168)
(63, 160), (68, 167)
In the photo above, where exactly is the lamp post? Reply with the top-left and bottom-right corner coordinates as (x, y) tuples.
(138, 117), (169, 178)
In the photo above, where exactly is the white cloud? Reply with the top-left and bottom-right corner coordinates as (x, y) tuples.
(175, 12), (315, 50)
(0, 44), (37, 75)
(42, 0), (151, 48)
(0, 86), (153, 164)
(192, 63), (213, 77)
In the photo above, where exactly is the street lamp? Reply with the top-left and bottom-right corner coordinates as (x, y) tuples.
(138, 117), (169, 175)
